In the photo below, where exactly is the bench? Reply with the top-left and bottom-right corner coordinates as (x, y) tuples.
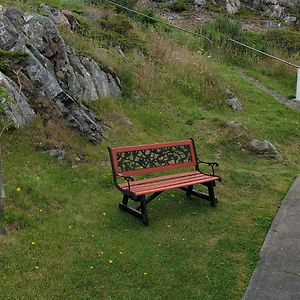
(108, 139), (220, 225)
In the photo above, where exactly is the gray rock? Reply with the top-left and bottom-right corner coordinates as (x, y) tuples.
(284, 15), (297, 25)
(249, 139), (279, 157)
(226, 0), (241, 14)
(226, 120), (242, 128)
(61, 10), (80, 31)
(251, 0), (297, 19)
(260, 20), (281, 29)
(0, 6), (122, 143)
(227, 96), (242, 111)
(0, 71), (35, 127)
(194, 0), (207, 9)
(44, 149), (66, 160)
(39, 4), (70, 27)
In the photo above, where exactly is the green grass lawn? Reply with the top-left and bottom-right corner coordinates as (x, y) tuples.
(1, 61), (299, 299)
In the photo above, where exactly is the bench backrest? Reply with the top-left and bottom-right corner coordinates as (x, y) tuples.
(108, 139), (198, 177)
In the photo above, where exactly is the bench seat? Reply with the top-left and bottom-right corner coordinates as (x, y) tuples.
(119, 171), (219, 196)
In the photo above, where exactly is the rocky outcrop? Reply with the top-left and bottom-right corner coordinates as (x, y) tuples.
(252, 0), (298, 20)
(0, 6), (121, 142)
(224, 0), (298, 21)
(0, 71), (35, 127)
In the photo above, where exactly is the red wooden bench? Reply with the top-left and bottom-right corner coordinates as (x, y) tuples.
(108, 139), (220, 225)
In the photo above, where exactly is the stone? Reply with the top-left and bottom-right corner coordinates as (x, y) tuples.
(249, 139), (279, 157)
(227, 96), (242, 111)
(194, 0), (207, 9)
(61, 10), (80, 31)
(226, 0), (241, 14)
(46, 149), (66, 160)
(284, 15), (297, 25)
(39, 4), (70, 27)
(226, 120), (242, 128)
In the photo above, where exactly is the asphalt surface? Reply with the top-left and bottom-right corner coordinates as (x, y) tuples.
(243, 176), (300, 300)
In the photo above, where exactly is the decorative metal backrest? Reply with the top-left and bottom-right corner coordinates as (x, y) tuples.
(109, 140), (197, 176)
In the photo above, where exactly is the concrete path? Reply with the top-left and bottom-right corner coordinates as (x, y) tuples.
(243, 176), (300, 300)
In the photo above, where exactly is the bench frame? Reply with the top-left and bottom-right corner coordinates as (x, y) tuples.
(108, 138), (220, 225)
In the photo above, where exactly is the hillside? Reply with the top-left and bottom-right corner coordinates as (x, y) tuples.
(0, 1), (300, 299)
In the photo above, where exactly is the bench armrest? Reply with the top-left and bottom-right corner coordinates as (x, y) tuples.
(116, 173), (134, 190)
(198, 160), (219, 176)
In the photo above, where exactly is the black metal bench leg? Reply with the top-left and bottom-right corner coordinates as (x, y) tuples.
(122, 194), (129, 206)
(207, 182), (217, 207)
(139, 195), (149, 226)
(186, 185), (193, 198)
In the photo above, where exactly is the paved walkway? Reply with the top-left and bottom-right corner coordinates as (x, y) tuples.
(243, 176), (300, 300)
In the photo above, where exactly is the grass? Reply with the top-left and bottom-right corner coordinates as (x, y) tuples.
(1, 1), (300, 299)
(1, 59), (299, 299)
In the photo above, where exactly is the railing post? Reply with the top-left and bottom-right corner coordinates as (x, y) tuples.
(296, 69), (300, 101)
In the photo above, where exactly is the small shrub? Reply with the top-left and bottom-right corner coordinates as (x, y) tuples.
(168, 0), (190, 12)
(199, 15), (242, 42)
(138, 9), (158, 26)
(265, 30), (300, 54)
(76, 13), (147, 52)
(120, 69), (135, 98)
(0, 49), (28, 75)
(113, 0), (138, 16)
(98, 13), (133, 35)
(0, 61), (10, 74)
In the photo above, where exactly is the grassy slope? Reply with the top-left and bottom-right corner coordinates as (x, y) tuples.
(1, 1), (300, 299)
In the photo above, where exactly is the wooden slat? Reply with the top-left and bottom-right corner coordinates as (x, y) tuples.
(127, 174), (211, 193)
(134, 177), (217, 196)
(119, 171), (200, 188)
(120, 172), (218, 195)
(120, 162), (195, 177)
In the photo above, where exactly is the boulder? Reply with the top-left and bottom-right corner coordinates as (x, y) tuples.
(45, 149), (66, 160)
(226, 0), (241, 14)
(249, 139), (279, 157)
(194, 0), (207, 9)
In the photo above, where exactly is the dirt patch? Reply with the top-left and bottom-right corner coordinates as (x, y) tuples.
(0, 222), (21, 235)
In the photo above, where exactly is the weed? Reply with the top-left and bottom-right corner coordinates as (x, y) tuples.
(0, 49), (28, 75)
(167, 0), (190, 12)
